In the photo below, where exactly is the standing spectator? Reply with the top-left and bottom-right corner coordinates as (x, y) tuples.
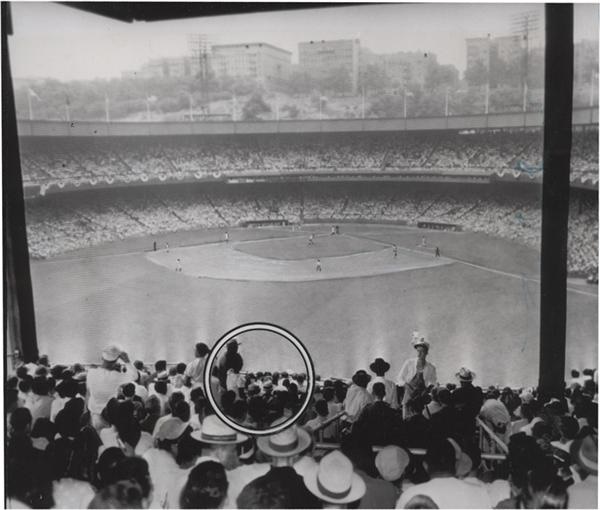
(28, 376), (55, 423)
(368, 357), (399, 409)
(218, 339), (244, 390)
(397, 333), (437, 419)
(185, 342), (211, 389)
(451, 368), (483, 446)
(86, 345), (137, 429)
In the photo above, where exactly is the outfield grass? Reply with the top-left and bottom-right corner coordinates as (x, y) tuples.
(30, 224), (597, 388)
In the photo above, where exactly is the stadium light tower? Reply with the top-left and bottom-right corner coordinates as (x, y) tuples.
(189, 34), (211, 118)
(511, 10), (541, 113)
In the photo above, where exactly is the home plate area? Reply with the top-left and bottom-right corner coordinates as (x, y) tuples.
(146, 231), (452, 282)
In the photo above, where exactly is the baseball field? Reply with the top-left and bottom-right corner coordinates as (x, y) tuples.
(30, 223), (597, 388)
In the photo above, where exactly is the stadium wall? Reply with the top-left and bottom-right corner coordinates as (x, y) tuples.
(16, 107), (598, 137)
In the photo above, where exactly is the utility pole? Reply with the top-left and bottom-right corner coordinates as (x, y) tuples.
(511, 10), (541, 114)
(189, 34), (211, 118)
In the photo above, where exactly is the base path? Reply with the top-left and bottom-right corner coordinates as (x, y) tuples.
(146, 234), (452, 282)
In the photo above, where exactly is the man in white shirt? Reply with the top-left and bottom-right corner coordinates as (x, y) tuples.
(184, 342), (210, 389)
(344, 370), (374, 423)
(367, 357), (399, 409)
(86, 345), (137, 429)
(396, 437), (491, 509)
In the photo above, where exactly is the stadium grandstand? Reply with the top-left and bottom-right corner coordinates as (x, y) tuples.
(4, 3), (598, 510)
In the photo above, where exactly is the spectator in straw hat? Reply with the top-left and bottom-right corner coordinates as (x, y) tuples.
(305, 450), (366, 508)
(192, 414), (248, 471)
(368, 357), (399, 409)
(452, 367), (483, 445)
(397, 332), (437, 419)
(229, 418), (318, 507)
(236, 422), (321, 508)
(375, 445), (411, 491)
(87, 345), (137, 430)
(567, 433), (598, 509)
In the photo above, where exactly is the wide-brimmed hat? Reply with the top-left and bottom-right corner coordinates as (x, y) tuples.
(375, 445), (410, 482)
(305, 450), (366, 504)
(456, 367), (475, 382)
(411, 331), (429, 350)
(256, 422), (312, 458)
(351, 370), (371, 387)
(570, 434), (598, 475)
(369, 358), (391, 374)
(191, 415), (248, 445)
(447, 438), (473, 477)
(155, 417), (189, 441)
(102, 345), (121, 362)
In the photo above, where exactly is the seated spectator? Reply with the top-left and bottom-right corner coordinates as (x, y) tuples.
(94, 447), (126, 490)
(180, 460), (229, 509)
(192, 414), (249, 471)
(143, 418), (199, 508)
(567, 434), (598, 509)
(395, 437), (491, 509)
(375, 445), (411, 492)
(344, 370), (374, 423)
(304, 450), (367, 508)
(88, 479), (146, 509)
(353, 382), (403, 447)
(152, 392), (188, 437)
(28, 376), (54, 423)
(341, 436), (398, 508)
(140, 395), (162, 434)
(551, 415), (579, 454)
(305, 399), (336, 440)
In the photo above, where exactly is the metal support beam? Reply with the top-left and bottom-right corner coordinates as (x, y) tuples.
(2, 2), (39, 364)
(538, 4), (573, 399)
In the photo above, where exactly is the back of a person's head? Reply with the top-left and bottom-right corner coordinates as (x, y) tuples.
(424, 438), (456, 476)
(558, 415), (579, 440)
(230, 399), (248, 421)
(236, 473), (291, 509)
(10, 407), (32, 434)
(173, 400), (191, 422)
(16, 365), (29, 379)
(404, 494), (440, 509)
(322, 387), (335, 402)
(155, 360), (167, 372)
(373, 382), (386, 400)
(196, 342), (210, 358)
(133, 360), (145, 371)
(7, 376), (19, 390)
(571, 369), (580, 378)
(190, 386), (205, 402)
(508, 433), (546, 490)
(88, 480), (145, 509)
(169, 391), (185, 410)
(108, 457), (152, 501)
(176, 362), (187, 374)
(221, 390), (237, 412)
(95, 447), (126, 489)
(121, 383), (136, 399)
(180, 460), (228, 509)
(154, 380), (168, 395)
(7, 454), (54, 509)
(315, 399), (329, 417)
(18, 377), (32, 393)
(31, 418), (56, 442)
(437, 388), (451, 406)
(31, 376), (49, 396)
(248, 395), (268, 423)
(144, 395), (161, 415)
(518, 459), (566, 509)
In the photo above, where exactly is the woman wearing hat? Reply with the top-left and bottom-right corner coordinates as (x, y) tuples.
(396, 332), (437, 419)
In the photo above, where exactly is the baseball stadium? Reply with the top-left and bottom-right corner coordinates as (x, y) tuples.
(16, 113), (598, 388)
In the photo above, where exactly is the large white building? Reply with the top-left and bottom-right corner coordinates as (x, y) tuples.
(298, 39), (360, 94)
(210, 43), (292, 85)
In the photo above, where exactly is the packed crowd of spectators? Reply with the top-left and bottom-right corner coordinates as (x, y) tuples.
(6, 333), (598, 509)
(18, 129), (598, 185)
(24, 185), (598, 277)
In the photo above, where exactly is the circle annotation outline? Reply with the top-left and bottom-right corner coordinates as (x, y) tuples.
(204, 322), (316, 436)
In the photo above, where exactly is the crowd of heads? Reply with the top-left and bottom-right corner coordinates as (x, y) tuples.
(5, 336), (598, 509)
(19, 129), (598, 187)
(23, 184), (598, 280)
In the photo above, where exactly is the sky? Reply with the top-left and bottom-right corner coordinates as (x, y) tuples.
(8, 1), (600, 82)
